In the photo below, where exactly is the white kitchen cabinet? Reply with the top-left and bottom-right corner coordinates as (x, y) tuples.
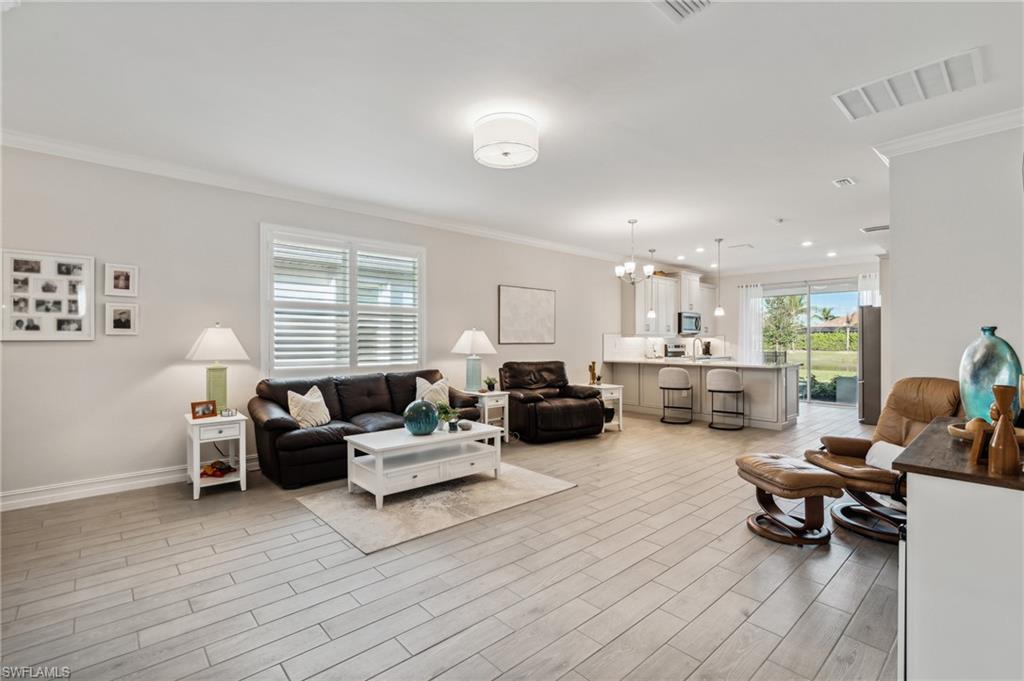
(699, 283), (717, 335)
(679, 272), (701, 313)
(634, 275), (678, 337)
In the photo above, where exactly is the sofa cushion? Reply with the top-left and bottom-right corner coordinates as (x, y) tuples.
(350, 411), (406, 432)
(416, 376), (450, 405)
(276, 421), (365, 451)
(277, 443), (348, 468)
(257, 377), (342, 420)
(287, 386), (331, 428)
(336, 374), (391, 420)
(387, 369), (444, 413)
(500, 361), (569, 390)
(535, 397), (603, 431)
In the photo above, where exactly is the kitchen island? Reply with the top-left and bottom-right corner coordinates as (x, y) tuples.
(604, 358), (801, 430)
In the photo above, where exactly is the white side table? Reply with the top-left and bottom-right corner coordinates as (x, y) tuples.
(184, 413), (247, 500)
(597, 383), (624, 431)
(463, 390), (510, 443)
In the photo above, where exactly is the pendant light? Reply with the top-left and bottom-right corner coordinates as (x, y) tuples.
(713, 238), (725, 317)
(645, 249), (657, 318)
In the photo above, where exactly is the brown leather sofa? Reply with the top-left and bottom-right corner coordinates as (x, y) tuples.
(805, 376), (961, 543)
(248, 369), (480, 488)
(499, 361), (604, 444)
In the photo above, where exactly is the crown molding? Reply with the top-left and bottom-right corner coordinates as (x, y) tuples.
(873, 107), (1024, 166)
(2, 129), (622, 263)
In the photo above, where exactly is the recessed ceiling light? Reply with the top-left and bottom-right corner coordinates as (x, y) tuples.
(676, 255), (685, 261)
(826, 251), (838, 258)
(695, 247), (705, 253)
(801, 241), (814, 247)
(710, 263), (718, 268)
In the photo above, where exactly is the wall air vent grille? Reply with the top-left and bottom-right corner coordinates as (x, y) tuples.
(832, 177), (856, 188)
(832, 48), (984, 121)
(658, 0), (712, 22)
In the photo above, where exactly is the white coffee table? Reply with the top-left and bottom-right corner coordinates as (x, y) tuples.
(346, 422), (503, 510)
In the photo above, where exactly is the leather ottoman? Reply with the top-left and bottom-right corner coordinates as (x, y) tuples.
(736, 453), (845, 546)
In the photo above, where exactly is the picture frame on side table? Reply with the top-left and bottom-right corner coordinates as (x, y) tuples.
(190, 400), (217, 419)
(105, 263), (138, 297)
(2, 249), (95, 341)
(105, 302), (139, 335)
(498, 284), (556, 344)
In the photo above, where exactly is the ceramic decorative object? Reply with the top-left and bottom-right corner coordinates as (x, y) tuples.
(987, 385), (1022, 476)
(447, 420), (459, 432)
(959, 326), (1022, 422)
(403, 399), (439, 436)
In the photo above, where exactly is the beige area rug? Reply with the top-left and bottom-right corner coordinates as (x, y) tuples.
(297, 464), (575, 554)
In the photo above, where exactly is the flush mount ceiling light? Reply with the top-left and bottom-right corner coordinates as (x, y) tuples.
(473, 113), (539, 169)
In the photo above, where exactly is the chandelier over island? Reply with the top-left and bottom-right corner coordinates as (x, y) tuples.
(614, 219), (655, 286)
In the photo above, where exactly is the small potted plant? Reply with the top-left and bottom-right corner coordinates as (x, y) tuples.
(484, 376), (497, 392)
(435, 401), (459, 432)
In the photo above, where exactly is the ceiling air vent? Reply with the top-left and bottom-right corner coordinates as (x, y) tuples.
(657, 0), (712, 22)
(832, 48), (984, 121)
(832, 177), (856, 188)
(860, 225), (890, 234)
(728, 243), (754, 249)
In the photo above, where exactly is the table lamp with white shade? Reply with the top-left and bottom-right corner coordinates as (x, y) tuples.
(186, 323), (250, 411)
(451, 328), (497, 391)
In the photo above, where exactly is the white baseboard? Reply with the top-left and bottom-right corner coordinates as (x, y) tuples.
(0, 455), (261, 512)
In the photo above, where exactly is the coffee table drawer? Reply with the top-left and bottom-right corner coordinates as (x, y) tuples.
(199, 422), (241, 441)
(385, 464), (441, 493)
(445, 452), (496, 478)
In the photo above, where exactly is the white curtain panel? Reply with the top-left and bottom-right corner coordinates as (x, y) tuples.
(737, 284), (764, 364)
(858, 272), (881, 307)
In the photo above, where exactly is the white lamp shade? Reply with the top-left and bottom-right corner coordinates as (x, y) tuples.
(186, 324), (250, 362)
(713, 306), (725, 317)
(643, 263), (655, 277)
(451, 328), (497, 355)
(624, 261), (636, 274)
(473, 113), (539, 169)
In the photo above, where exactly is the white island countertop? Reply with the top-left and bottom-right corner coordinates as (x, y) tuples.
(604, 358), (802, 370)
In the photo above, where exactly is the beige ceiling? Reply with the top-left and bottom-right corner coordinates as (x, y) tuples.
(4, 2), (1022, 271)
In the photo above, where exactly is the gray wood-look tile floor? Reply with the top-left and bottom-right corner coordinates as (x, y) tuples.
(1, 404), (898, 681)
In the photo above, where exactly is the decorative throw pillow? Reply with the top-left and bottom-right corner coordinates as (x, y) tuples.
(416, 376), (449, 405)
(287, 386), (331, 429)
(865, 440), (905, 470)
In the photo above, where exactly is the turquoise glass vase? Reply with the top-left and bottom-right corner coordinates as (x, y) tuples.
(403, 399), (439, 436)
(959, 326), (1022, 422)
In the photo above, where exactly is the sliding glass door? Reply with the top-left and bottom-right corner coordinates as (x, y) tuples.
(762, 278), (859, 405)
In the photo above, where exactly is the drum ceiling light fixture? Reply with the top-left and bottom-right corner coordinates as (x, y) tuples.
(473, 112), (539, 169)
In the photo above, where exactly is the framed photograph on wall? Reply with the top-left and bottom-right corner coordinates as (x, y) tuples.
(498, 285), (556, 344)
(2, 249), (94, 341)
(104, 263), (138, 297)
(105, 302), (139, 335)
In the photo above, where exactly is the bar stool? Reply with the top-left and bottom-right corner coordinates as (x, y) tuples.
(658, 367), (693, 424)
(707, 369), (744, 430)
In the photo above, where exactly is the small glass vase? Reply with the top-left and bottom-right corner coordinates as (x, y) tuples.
(959, 326), (1022, 422)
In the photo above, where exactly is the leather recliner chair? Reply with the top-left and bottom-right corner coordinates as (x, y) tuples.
(499, 361), (604, 444)
(805, 376), (961, 543)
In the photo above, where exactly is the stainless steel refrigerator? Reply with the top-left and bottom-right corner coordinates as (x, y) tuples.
(858, 305), (882, 424)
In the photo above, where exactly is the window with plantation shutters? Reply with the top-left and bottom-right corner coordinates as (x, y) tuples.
(261, 224), (424, 375)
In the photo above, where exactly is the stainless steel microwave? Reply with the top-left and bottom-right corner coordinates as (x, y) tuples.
(678, 312), (701, 335)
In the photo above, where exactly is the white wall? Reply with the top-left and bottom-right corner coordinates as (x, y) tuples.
(1, 148), (620, 493)
(888, 127), (1024, 391)
(716, 262), (878, 357)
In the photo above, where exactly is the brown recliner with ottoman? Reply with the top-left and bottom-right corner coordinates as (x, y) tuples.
(736, 453), (846, 545)
(805, 376), (961, 543)
(248, 369), (480, 488)
(499, 361), (605, 444)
